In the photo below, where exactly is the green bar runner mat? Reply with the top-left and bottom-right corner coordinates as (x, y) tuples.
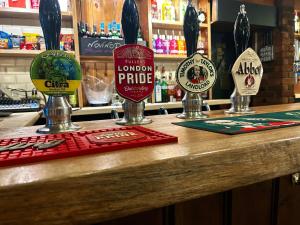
(173, 110), (300, 135)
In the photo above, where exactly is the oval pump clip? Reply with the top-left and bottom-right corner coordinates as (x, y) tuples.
(113, 0), (155, 125)
(176, 0), (217, 119)
(30, 0), (82, 134)
(226, 5), (263, 114)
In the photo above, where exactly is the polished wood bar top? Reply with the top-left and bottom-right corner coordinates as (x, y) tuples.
(0, 111), (41, 129)
(1, 104), (300, 225)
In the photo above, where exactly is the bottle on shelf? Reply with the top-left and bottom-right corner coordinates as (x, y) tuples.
(161, 75), (168, 102)
(99, 22), (106, 39)
(155, 78), (162, 103)
(295, 11), (299, 34)
(160, 66), (168, 102)
(167, 72), (176, 102)
(85, 23), (91, 37)
(155, 30), (164, 54)
(155, 66), (162, 103)
(107, 23), (112, 39)
(151, 0), (159, 21)
(178, 32), (185, 55)
(162, 0), (175, 22)
(78, 21), (87, 38)
(174, 82), (183, 101)
(92, 25), (98, 38)
(182, 36), (187, 55)
(162, 32), (170, 54)
(169, 30), (178, 55)
(153, 34), (158, 53)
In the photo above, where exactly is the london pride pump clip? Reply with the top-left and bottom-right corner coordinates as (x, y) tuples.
(226, 5), (263, 114)
(113, 0), (155, 125)
(176, 0), (217, 119)
(30, 0), (82, 134)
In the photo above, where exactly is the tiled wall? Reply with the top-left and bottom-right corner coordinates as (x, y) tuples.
(0, 56), (34, 98)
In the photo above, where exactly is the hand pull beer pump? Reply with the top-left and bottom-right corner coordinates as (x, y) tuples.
(176, 0), (217, 119)
(226, 5), (253, 114)
(30, 0), (82, 133)
(114, 0), (154, 125)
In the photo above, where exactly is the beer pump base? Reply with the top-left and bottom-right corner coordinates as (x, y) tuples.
(37, 123), (80, 134)
(225, 91), (255, 115)
(177, 112), (208, 120)
(177, 92), (208, 120)
(37, 96), (80, 134)
(115, 100), (152, 125)
(225, 108), (255, 114)
(116, 117), (152, 125)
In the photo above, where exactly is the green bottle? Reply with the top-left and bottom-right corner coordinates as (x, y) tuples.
(161, 76), (168, 102)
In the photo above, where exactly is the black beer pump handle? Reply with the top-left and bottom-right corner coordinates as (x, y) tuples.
(121, 0), (139, 45)
(183, 0), (199, 57)
(39, 0), (61, 50)
(233, 4), (250, 57)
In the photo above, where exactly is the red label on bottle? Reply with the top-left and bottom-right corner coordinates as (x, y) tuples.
(114, 44), (155, 103)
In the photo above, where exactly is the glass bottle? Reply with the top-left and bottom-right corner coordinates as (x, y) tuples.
(107, 23), (112, 39)
(155, 30), (164, 54)
(99, 22), (106, 39)
(151, 0), (159, 21)
(295, 11), (299, 34)
(153, 34), (158, 53)
(167, 72), (175, 102)
(169, 31), (178, 54)
(162, 0), (175, 21)
(178, 33), (185, 55)
(155, 77), (162, 103)
(162, 33), (170, 54)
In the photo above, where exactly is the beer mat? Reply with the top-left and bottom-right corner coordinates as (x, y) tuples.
(0, 126), (177, 168)
(173, 110), (300, 135)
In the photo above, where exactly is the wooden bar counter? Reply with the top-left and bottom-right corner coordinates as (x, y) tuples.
(1, 103), (300, 225)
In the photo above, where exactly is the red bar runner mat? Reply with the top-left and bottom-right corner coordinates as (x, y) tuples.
(0, 126), (177, 168)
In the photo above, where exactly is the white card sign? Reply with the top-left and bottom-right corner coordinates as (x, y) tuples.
(232, 48), (263, 96)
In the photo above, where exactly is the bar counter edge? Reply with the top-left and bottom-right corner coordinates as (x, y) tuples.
(0, 103), (300, 225)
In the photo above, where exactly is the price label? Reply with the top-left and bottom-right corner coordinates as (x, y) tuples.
(30, 50), (82, 96)
(114, 44), (154, 103)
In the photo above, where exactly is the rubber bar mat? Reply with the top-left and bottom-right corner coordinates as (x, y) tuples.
(0, 126), (178, 167)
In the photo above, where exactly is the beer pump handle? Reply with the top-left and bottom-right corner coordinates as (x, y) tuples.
(39, 0), (61, 50)
(233, 4), (250, 57)
(183, 0), (199, 57)
(121, 0), (139, 45)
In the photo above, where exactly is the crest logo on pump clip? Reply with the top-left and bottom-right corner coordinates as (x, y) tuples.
(176, 53), (217, 93)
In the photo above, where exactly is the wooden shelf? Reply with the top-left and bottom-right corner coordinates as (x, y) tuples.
(80, 55), (113, 62)
(0, 49), (75, 57)
(152, 20), (208, 30)
(80, 54), (187, 62)
(0, 7), (72, 21)
(295, 33), (300, 39)
(154, 54), (186, 60)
